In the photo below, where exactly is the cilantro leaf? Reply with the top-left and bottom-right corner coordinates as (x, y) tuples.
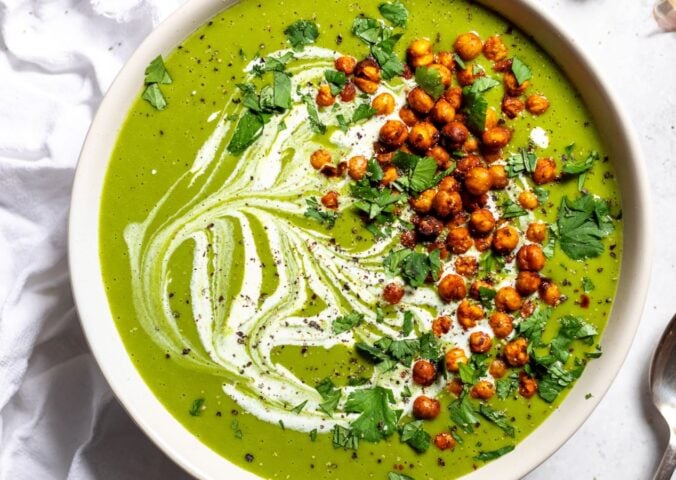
(478, 286), (497, 308)
(516, 307), (552, 347)
(453, 53), (466, 69)
(399, 420), (431, 452)
(496, 372), (519, 399)
(284, 20), (319, 50)
(562, 150), (599, 175)
(537, 361), (582, 403)
(506, 149), (537, 177)
(332, 312), (365, 334)
(557, 194), (614, 259)
(315, 377), (342, 416)
(332, 425), (359, 450)
(582, 277), (595, 292)
(402, 311), (414, 336)
(415, 66), (444, 100)
(467, 76), (500, 93)
(379, 0), (408, 26)
(189, 398), (205, 416)
(511, 56), (531, 85)
(352, 103), (378, 123)
(344, 387), (398, 442)
(144, 55), (172, 85)
(478, 250), (505, 277)
(351, 17), (386, 45)
(479, 404), (515, 437)
(251, 51), (295, 77)
(384, 248), (441, 287)
(549, 315), (597, 362)
(325, 69), (347, 95)
(371, 43), (405, 79)
(351, 16), (404, 80)
(393, 151), (439, 193)
(448, 394), (480, 433)
(474, 444), (515, 462)
(534, 186), (549, 204)
(301, 94), (327, 134)
(502, 200), (528, 219)
(418, 332), (442, 362)
(462, 88), (489, 133)
(304, 197), (338, 228)
(142, 83), (168, 110)
(272, 72), (292, 110)
(227, 111), (264, 154)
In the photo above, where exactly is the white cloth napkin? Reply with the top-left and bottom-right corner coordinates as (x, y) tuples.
(0, 1), (191, 478)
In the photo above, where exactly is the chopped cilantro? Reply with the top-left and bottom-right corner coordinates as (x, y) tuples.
(351, 16), (404, 79)
(189, 398), (205, 416)
(537, 360), (583, 403)
(332, 424), (359, 450)
(315, 377), (341, 416)
(582, 276), (595, 292)
(325, 69), (347, 95)
(478, 250), (506, 277)
(344, 387), (398, 442)
(468, 76), (500, 92)
(352, 103), (378, 123)
(393, 151), (447, 193)
(230, 418), (243, 439)
(291, 400), (308, 414)
(550, 315), (597, 362)
(142, 84), (168, 111)
(479, 404), (515, 437)
(449, 394), (480, 433)
(332, 312), (365, 334)
(453, 53), (466, 69)
(310, 428), (318, 441)
(144, 55), (172, 85)
(511, 56), (531, 85)
(415, 66), (444, 100)
(474, 444), (515, 462)
(516, 307), (552, 347)
(585, 346), (603, 359)
(399, 420), (431, 452)
(383, 248), (441, 287)
(251, 51), (295, 77)
(502, 200), (528, 219)
(462, 87), (489, 133)
(534, 186), (550, 203)
(302, 94), (327, 134)
(371, 42), (405, 79)
(562, 149), (600, 191)
(304, 197), (338, 228)
(402, 311), (414, 336)
(478, 286), (497, 308)
(496, 371), (519, 399)
(284, 20), (319, 50)
(506, 149), (538, 177)
(272, 72), (292, 110)
(227, 111), (265, 154)
(557, 194), (614, 259)
(379, 0), (408, 26)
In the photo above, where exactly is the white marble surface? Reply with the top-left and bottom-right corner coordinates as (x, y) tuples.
(0, 0), (673, 479)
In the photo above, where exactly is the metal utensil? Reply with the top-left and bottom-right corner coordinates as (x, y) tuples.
(650, 313), (676, 480)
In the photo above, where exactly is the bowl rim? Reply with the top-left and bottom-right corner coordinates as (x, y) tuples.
(68, 0), (653, 479)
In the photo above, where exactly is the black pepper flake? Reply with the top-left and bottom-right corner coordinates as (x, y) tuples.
(245, 453), (254, 463)
(182, 348), (191, 355)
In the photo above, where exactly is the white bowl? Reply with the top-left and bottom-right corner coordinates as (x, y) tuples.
(68, 0), (652, 478)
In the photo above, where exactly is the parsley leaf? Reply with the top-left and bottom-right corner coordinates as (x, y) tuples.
(144, 55), (172, 85)
(332, 312), (365, 334)
(352, 103), (378, 123)
(304, 197), (338, 228)
(550, 315), (597, 362)
(227, 111), (265, 154)
(511, 56), (531, 85)
(344, 387), (398, 442)
(383, 248), (441, 287)
(315, 377), (342, 416)
(379, 0), (408, 26)
(415, 66), (444, 100)
(332, 425), (359, 450)
(284, 20), (319, 50)
(448, 394), (480, 433)
(142, 83), (168, 111)
(325, 69), (347, 95)
(399, 420), (431, 452)
(189, 398), (205, 416)
(557, 194), (614, 259)
(496, 371), (519, 399)
(393, 151), (440, 193)
(479, 404), (515, 437)
(506, 149), (537, 177)
(474, 444), (515, 462)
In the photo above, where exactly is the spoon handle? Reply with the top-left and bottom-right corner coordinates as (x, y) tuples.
(654, 434), (676, 480)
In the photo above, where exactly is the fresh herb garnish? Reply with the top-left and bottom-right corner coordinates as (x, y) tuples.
(478, 250), (506, 277)
(502, 200), (528, 219)
(479, 404), (515, 437)
(448, 394), (480, 433)
(582, 277), (595, 293)
(393, 151), (450, 194)
(189, 398), (205, 416)
(230, 419), (243, 439)
(562, 149), (600, 191)
(534, 186), (550, 204)
(325, 69), (347, 95)
(549, 315), (597, 363)
(384, 248), (441, 287)
(351, 16), (404, 80)
(315, 377), (342, 416)
(516, 307), (552, 347)
(310, 429), (318, 441)
(332, 312), (365, 334)
(344, 387), (398, 442)
(304, 197), (338, 228)
(556, 194), (614, 259)
(506, 149), (537, 177)
(251, 51), (295, 77)
(474, 444), (515, 462)
(399, 420), (431, 452)
(144, 55), (172, 85)
(332, 424), (359, 450)
(388, 473), (415, 480)
(284, 20), (319, 50)
(142, 84), (168, 111)
(496, 371), (519, 399)
(536, 360), (583, 403)
(511, 56), (531, 85)
(478, 286), (497, 308)
(402, 311), (414, 336)
(356, 333), (441, 367)
(378, 0), (409, 26)
(291, 400), (308, 414)
(415, 66), (444, 100)
(453, 53), (466, 69)
(302, 94), (327, 134)
(352, 103), (378, 123)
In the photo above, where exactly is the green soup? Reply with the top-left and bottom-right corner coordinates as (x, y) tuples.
(99, 0), (622, 478)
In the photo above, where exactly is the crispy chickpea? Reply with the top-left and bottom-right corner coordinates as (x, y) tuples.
(495, 286), (523, 312)
(533, 157), (557, 185)
(399, 106), (419, 126)
(335, 55), (357, 75)
(470, 280), (493, 300)
(321, 191), (339, 209)
(504, 71), (530, 96)
(454, 32), (483, 61)
(484, 107), (499, 130)
(492, 225), (519, 254)
(489, 359), (507, 379)
(482, 126), (512, 149)
(408, 87), (435, 115)
(441, 121), (469, 150)
(447, 377), (464, 395)
(446, 226), (473, 254)
(516, 271), (542, 296)
(489, 312), (514, 338)
(381, 165), (399, 186)
(445, 348), (468, 372)
(471, 380), (496, 400)
(410, 189), (436, 214)
(316, 84), (335, 107)
(526, 223), (547, 243)
(354, 57), (381, 82)
(482, 35), (508, 61)
(434, 432), (456, 451)
(469, 331), (493, 354)
(474, 234), (493, 252)
(526, 94), (550, 115)
(454, 155), (482, 178)
(412, 395), (441, 420)
(436, 51), (455, 70)
(516, 244), (546, 272)
(504, 337), (529, 367)
(354, 77), (378, 94)
(408, 122), (440, 151)
(455, 255), (478, 277)
(339, 82), (356, 102)
(502, 95), (525, 119)
(438, 274), (467, 302)
(383, 282), (405, 304)
(469, 208), (496, 235)
(401, 230), (417, 249)
(416, 215), (444, 238)
(428, 63), (452, 87)
(372, 92), (395, 115)
(432, 315), (452, 337)
(519, 372), (538, 398)
(444, 86), (463, 110)
(428, 145), (452, 169)
(413, 359), (438, 387)
(539, 279), (561, 306)
(518, 191), (539, 210)
(463, 136), (480, 153)
(438, 175), (460, 193)
(430, 98), (456, 124)
(465, 167), (493, 196)
(347, 155), (368, 180)
(457, 299), (484, 329)
(489, 165), (509, 189)
(521, 300), (535, 318)
(379, 120), (409, 149)
(407, 39), (434, 68)
(433, 190), (463, 218)
(310, 149), (332, 170)
(456, 65), (480, 86)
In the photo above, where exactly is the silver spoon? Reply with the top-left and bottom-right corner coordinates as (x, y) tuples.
(650, 313), (676, 480)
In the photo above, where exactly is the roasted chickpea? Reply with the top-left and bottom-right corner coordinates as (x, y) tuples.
(354, 57), (381, 82)
(408, 122), (440, 151)
(433, 190), (463, 218)
(401, 230), (417, 249)
(434, 433), (456, 451)
(432, 315), (452, 337)
(484, 107), (499, 130)
(457, 299), (483, 329)
(526, 223), (547, 243)
(455, 255), (478, 277)
(372, 92), (395, 115)
(454, 32), (483, 61)
(335, 55), (357, 75)
(526, 94), (550, 115)
(482, 126), (512, 149)
(381, 165), (399, 186)
(409, 189), (436, 214)
(519, 372), (538, 398)
(441, 121), (469, 150)
(430, 98), (456, 124)
(316, 84), (335, 107)
(489, 359), (507, 379)
(412, 395), (441, 420)
(463, 136), (480, 153)
(339, 82), (357, 102)
(444, 86), (463, 110)
(518, 191), (539, 210)
(474, 234), (493, 252)
(436, 51), (455, 70)
(447, 377), (464, 395)
(539, 279), (561, 306)
(428, 145), (452, 169)
(489, 312), (514, 338)
(428, 63), (452, 87)
(465, 167), (493, 196)
(383, 282), (405, 304)
(407, 39), (434, 68)
(469, 208), (496, 235)
(416, 215), (444, 239)
(321, 191), (339, 209)
(482, 35), (508, 61)
(438, 274), (467, 302)
(492, 225), (519, 254)
(495, 286), (523, 312)
(470, 280), (493, 300)
(504, 337), (529, 367)
(379, 120), (409, 149)
(454, 155), (483, 178)
(471, 380), (496, 400)
(504, 71), (529, 96)
(310, 149), (332, 170)
(521, 300), (535, 318)
(456, 65), (480, 86)
(516, 244), (546, 272)
(469, 331), (493, 354)
(408, 87), (435, 115)
(446, 226), (473, 254)
(347, 155), (368, 180)
(438, 175), (460, 192)
(399, 106), (419, 126)
(445, 347), (468, 372)
(489, 165), (509, 189)
(413, 359), (438, 387)
(354, 77), (378, 94)
(515, 271), (542, 296)
(502, 95), (525, 119)
(533, 157), (557, 185)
